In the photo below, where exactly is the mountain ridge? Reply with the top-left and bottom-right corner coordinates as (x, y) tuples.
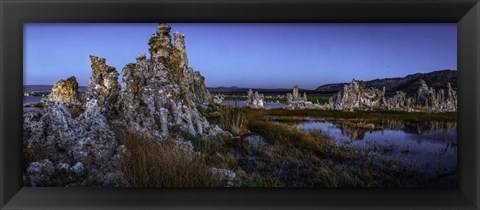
(315, 69), (457, 95)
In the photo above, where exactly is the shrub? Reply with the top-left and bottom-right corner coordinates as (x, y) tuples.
(117, 132), (222, 187)
(217, 106), (249, 136)
(237, 171), (284, 187)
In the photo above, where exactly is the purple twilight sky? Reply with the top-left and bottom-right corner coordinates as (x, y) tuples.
(24, 23), (457, 90)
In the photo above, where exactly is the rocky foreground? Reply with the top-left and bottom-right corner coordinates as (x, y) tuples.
(23, 23), (230, 187)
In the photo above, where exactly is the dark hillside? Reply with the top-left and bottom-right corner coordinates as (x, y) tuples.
(316, 70), (457, 95)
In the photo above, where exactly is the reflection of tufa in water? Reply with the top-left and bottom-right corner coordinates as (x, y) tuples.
(298, 118), (457, 141)
(295, 118), (457, 176)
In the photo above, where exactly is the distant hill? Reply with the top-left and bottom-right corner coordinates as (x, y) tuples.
(315, 70), (457, 96)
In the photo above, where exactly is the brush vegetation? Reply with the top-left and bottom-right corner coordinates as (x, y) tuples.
(198, 105), (456, 187)
(254, 108), (457, 122)
(115, 130), (222, 187)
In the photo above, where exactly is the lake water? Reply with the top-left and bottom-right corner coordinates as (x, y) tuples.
(24, 96), (44, 105)
(222, 100), (284, 109)
(295, 119), (457, 175)
(23, 96), (45, 111)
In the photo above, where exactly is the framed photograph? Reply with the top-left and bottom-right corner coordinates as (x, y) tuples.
(1, 0), (479, 209)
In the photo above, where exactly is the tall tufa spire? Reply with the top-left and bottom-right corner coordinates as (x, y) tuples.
(148, 23), (172, 59)
(173, 32), (188, 69)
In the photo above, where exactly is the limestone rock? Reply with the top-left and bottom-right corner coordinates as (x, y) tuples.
(48, 76), (82, 107)
(286, 85), (303, 103)
(116, 60), (217, 139)
(23, 101), (120, 186)
(23, 23), (225, 186)
(328, 80), (386, 111)
(209, 168), (238, 187)
(192, 71), (212, 106)
(416, 79), (433, 108)
(321, 79), (457, 112)
(173, 32), (188, 69)
(114, 23), (218, 139)
(147, 24), (212, 107)
(386, 91), (409, 111)
(84, 55), (120, 117)
(245, 89), (264, 109)
(213, 94), (224, 105)
(410, 79), (457, 112)
(284, 85), (321, 110)
(25, 159), (55, 187)
(445, 83), (457, 112)
(149, 23), (172, 60)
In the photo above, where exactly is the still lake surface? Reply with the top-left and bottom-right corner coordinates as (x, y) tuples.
(24, 96), (44, 104)
(222, 100), (284, 109)
(23, 96), (45, 111)
(295, 119), (457, 175)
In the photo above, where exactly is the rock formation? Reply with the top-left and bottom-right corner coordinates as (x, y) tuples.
(84, 56), (120, 117)
(286, 85), (304, 102)
(327, 80), (386, 111)
(416, 79), (433, 108)
(318, 79), (457, 112)
(284, 85), (321, 110)
(384, 79), (457, 112)
(209, 168), (238, 187)
(149, 23), (172, 60)
(115, 23), (219, 139)
(47, 76), (82, 107)
(213, 94), (225, 105)
(23, 23), (225, 186)
(386, 91), (412, 111)
(245, 89), (264, 109)
(445, 83), (457, 112)
(23, 100), (122, 186)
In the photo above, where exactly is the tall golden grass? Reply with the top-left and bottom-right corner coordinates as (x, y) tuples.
(116, 132), (222, 187)
(217, 106), (249, 136)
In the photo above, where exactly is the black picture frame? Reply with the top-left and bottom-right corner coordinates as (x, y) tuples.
(1, 0), (479, 209)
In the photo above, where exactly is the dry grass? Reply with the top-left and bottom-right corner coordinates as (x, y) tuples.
(112, 106), (456, 187)
(236, 108), (445, 187)
(250, 109), (457, 122)
(216, 106), (249, 136)
(117, 132), (222, 187)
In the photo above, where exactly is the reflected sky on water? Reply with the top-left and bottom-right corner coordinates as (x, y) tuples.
(297, 119), (457, 175)
(222, 100), (284, 109)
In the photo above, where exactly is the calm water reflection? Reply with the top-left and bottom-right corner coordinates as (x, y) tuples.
(222, 100), (284, 109)
(296, 119), (457, 175)
(23, 96), (44, 104)
(23, 96), (45, 111)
